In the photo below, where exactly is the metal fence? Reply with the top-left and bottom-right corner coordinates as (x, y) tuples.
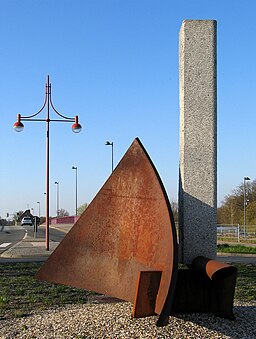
(217, 224), (256, 244)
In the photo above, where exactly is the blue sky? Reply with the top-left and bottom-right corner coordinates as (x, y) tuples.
(0, 0), (255, 218)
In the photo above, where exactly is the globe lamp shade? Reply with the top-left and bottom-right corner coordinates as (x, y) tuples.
(13, 121), (24, 132)
(72, 116), (82, 133)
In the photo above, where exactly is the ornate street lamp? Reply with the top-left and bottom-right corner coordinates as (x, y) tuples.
(13, 75), (82, 250)
(105, 141), (114, 173)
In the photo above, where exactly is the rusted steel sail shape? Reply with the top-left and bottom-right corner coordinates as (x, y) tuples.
(36, 138), (178, 317)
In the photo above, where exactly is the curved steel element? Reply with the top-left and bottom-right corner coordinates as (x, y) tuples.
(171, 256), (237, 321)
(192, 256), (236, 280)
(36, 138), (178, 320)
(20, 84), (47, 119)
(49, 89), (74, 120)
(18, 75), (76, 122)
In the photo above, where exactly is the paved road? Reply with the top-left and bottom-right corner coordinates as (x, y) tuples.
(0, 226), (26, 255)
(0, 225), (66, 258)
(217, 254), (256, 264)
(26, 225), (67, 242)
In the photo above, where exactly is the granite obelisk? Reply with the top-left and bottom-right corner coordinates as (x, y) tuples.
(179, 20), (217, 264)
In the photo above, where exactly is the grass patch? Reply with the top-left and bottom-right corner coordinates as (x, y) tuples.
(217, 244), (256, 254)
(234, 264), (256, 301)
(0, 262), (255, 320)
(0, 262), (97, 319)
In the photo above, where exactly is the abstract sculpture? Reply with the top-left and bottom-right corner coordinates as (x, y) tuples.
(36, 138), (237, 326)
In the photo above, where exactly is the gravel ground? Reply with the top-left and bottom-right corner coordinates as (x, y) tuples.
(0, 301), (255, 338)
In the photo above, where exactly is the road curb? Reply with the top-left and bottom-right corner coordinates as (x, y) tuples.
(217, 252), (256, 257)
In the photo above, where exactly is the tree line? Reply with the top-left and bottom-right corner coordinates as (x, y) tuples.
(217, 179), (256, 225)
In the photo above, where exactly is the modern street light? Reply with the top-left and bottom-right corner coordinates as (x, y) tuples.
(13, 75), (82, 250)
(243, 176), (250, 237)
(72, 166), (78, 216)
(105, 141), (114, 173)
(54, 181), (60, 217)
(37, 201), (40, 217)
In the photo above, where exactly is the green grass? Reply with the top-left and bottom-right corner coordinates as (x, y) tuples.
(0, 262), (97, 319)
(0, 262), (255, 320)
(217, 243), (256, 254)
(234, 264), (256, 301)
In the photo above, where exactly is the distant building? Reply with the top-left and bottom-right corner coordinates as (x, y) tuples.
(18, 209), (34, 222)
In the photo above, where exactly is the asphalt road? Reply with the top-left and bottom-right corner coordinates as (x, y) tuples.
(0, 226), (26, 255)
(0, 225), (66, 256)
(26, 225), (67, 242)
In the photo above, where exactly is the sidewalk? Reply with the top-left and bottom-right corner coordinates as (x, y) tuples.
(0, 235), (59, 261)
(217, 253), (256, 264)
(0, 224), (71, 262)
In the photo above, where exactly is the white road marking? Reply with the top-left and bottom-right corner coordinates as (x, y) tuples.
(0, 243), (12, 248)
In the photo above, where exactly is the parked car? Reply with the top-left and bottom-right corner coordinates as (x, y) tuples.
(21, 217), (33, 226)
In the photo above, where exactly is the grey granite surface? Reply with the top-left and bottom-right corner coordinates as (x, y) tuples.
(179, 20), (217, 264)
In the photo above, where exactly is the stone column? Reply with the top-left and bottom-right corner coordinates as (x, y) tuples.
(179, 20), (217, 264)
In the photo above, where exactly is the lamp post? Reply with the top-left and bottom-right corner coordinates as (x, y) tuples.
(13, 75), (82, 250)
(37, 201), (40, 217)
(105, 141), (114, 173)
(243, 176), (250, 237)
(54, 181), (60, 217)
(72, 166), (78, 216)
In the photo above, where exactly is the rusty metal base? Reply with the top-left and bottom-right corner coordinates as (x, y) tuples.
(170, 257), (237, 321)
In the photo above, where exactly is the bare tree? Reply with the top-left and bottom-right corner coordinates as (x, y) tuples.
(58, 209), (69, 217)
(77, 203), (88, 216)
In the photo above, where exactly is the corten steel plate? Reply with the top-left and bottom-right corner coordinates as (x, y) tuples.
(132, 271), (162, 318)
(36, 138), (178, 317)
(192, 256), (236, 280)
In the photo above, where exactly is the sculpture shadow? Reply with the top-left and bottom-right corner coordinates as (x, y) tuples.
(179, 170), (217, 263)
(172, 304), (256, 338)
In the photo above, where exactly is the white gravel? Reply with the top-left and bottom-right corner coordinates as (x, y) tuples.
(0, 301), (255, 338)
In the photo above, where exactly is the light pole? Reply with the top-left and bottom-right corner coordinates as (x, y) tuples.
(72, 166), (78, 216)
(54, 181), (60, 217)
(37, 201), (40, 217)
(243, 176), (250, 237)
(13, 75), (82, 250)
(105, 141), (114, 173)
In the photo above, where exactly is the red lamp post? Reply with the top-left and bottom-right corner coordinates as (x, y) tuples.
(13, 75), (82, 250)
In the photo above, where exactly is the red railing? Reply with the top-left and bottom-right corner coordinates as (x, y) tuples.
(50, 216), (79, 225)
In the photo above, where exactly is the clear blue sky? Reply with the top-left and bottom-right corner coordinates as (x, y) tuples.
(0, 0), (255, 218)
